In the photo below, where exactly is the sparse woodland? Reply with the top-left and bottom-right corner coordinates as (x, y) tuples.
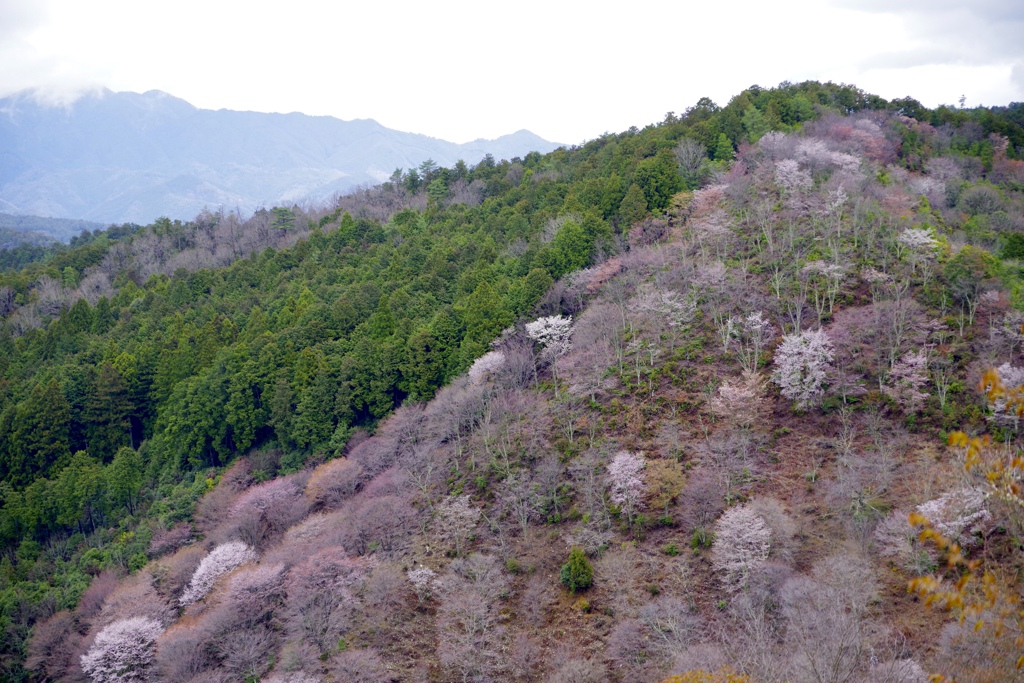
(3, 82), (1024, 682)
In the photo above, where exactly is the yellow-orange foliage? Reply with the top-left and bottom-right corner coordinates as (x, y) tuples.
(660, 668), (750, 683)
(972, 368), (1024, 510)
(646, 459), (686, 517)
(907, 421), (1024, 679)
(304, 456), (364, 508)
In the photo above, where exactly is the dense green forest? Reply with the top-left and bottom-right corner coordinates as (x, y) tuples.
(2, 80), (1024, 681)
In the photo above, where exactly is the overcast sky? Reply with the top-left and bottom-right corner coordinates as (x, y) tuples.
(1, 0), (1022, 144)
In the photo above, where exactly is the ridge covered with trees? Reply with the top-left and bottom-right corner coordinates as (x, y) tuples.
(2, 81), (1024, 682)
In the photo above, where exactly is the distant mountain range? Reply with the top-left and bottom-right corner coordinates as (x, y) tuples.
(0, 89), (561, 227)
(0, 213), (105, 246)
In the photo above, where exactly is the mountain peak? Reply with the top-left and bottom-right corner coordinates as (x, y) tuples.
(0, 90), (559, 224)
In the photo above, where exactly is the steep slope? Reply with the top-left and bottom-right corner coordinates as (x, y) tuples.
(2, 81), (1024, 682)
(0, 89), (561, 223)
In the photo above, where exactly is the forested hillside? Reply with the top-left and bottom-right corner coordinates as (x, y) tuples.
(2, 81), (1024, 682)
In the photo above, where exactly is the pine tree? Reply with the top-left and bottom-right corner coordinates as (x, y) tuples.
(457, 282), (511, 349)
(269, 375), (296, 448)
(293, 368), (335, 450)
(85, 363), (131, 461)
(92, 296), (115, 334)
(402, 327), (446, 400)
(713, 133), (735, 162)
(619, 183), (648, 225)
(742, 105), (770, 143)
(11, 379), (72, 485)
(560, 546), (594, 593)
(106, 446), (143, 515)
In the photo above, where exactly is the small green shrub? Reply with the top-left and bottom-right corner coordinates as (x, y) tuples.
(691, 527), (714, 550)
(573, 597), (591, 613)
(128, 552), (148, 572)
(560, 546), (594, 593)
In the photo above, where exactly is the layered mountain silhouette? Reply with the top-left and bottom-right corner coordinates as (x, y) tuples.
(0, 89), (560, 226)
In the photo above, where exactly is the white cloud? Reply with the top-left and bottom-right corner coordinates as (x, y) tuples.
(1013, 63), (1024, 93)
(0, 0), (1020, 144)
(0, 0), (46, 41)
(830, 0), (1024, 101)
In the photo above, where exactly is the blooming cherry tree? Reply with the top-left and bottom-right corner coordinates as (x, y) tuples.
(434, 494), (481, 556)
(468, 351), (505, 385)
(916, 487), (992, 549)
(525, 315), (573, 356)
(712, 504), (771, 591)
(771, 329), (835, 409)
(80, 617), (164, 683)
(408, 566), (437, 604)
(180, 541), (257, 606)
(710, 370), (767, 428)
(607, 451), (647, 528)
(775, 159), (812, 196)
(897, 228), (939, 275)
(897, 228), (939, 252)
(882, 349), (929, 412)
(985, 363), (1024, 428)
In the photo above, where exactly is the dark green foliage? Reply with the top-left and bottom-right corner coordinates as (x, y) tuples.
(1, 379), (72, 487)
(619, 183), (648, 226)
(544, 221), (593, 277)
(943, 245), (1002, 307)
(633, 149), (682, 212)
(84, 364), (131, 458)
(1002, 233), (1024, 260)
(560, 546), (594, 593)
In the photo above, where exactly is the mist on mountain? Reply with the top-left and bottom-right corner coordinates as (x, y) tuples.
(0, 89), (560, 224)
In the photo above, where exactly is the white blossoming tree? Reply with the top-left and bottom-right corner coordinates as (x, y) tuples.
(897, 228), (939, 276)
(607, 451), (647, 529)
(80, 617), (164, 683)
(467, 351), (505, 385)
(915, 487), (992, 549)
(710, 369), (767, 429)
(986, 362), (1024, 428)
(770, 329), (835, 409)
(434, 494), (481, 557)
(882, 349), (930, 413)
(408, 566), (437, 604)
(775, 159), (812, 197)
(527, 314), (574, 394)
(180, 540), (257, 606)
(636, 288), (697, 354)
(877, 486), (993, 579)
(712, 504), (771, 591)
(525, 315), (573, 356)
